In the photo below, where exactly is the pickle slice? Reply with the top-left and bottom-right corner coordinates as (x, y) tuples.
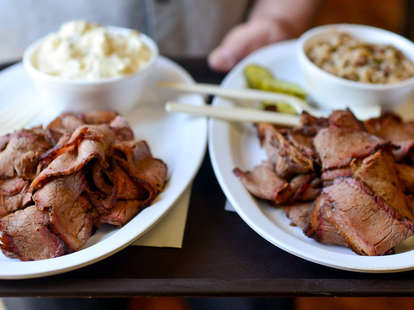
(244, 64), (307, 114)
(261, 101), (297, 114)
(244, 64), (307, 99)
(244, 64), (275, 89)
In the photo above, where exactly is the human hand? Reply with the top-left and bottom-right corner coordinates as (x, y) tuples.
(208, 18), (292, 72)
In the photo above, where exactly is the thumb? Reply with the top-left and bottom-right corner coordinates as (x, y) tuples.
(208, 19), (289, 72)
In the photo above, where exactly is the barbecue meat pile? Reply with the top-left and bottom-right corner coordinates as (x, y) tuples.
(0, 111), (167, 261)
(234, 109), (414, 255)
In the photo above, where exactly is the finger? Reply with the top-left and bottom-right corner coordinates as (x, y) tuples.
(208, 20), (288, 72)
(208, 24), (248, 71)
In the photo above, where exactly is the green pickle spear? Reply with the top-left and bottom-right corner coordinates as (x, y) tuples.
(244, 64), (307, 114)
(261, 101), (297, 114)
(244, 64), (274, 89)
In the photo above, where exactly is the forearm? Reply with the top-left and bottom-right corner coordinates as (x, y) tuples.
(249, 0), (319, 37)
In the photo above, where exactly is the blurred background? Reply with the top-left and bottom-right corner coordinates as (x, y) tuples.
(0, 0), (412, 70)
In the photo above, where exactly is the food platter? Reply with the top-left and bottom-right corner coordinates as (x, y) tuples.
(209, 39), (414, 273)
(0, 56), (207, 279)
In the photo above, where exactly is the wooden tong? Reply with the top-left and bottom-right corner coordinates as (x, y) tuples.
(160, 82), (381, 125)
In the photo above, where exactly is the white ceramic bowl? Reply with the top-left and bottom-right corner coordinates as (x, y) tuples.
(23, 27), (158, 114)
(297, 24), (414, 111)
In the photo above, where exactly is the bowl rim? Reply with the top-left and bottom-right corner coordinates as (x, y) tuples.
(23, 25), (159, 85)
(297, 23), (414, 90)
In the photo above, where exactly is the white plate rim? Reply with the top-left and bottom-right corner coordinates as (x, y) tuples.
(209, 40), (414, 273)
(0, 56), (207, 279)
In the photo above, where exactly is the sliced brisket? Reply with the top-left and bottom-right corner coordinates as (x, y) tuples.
(285, 130), (317, 160)
(113, 140), (167, 205)
(285, 202), (313, 229)
(299, 111), (328, 136)
(305, 194), (347, 246)
(364, 113), (414, 161)
(32, 125), (116, 190)
(321, 167), (352, 185)
(314, 127), (385, 170)
(0, 110), (166, 261)
(109, 116), (135, 141)
(321, 178), (414, 255)
(87, 161), (148, 221)
(33, 172), (92, 251)
(47, 113), (85, 144)
(396, 163), (414, 193)
(351, 150), (414, 222)
(236, 109), (414, 256)
(47, 111), (133, 143)
(84, 111), (134, 141)
(0, 206), (65, 260)
(328, 109), (364, 130)
(288, 174), (321, 202)
(233, 162), (289, 204)
(0, 178), (31, 218)
(112, 163), (147, 200)
(0, 128), (52, 180)
(257, 123), (314, 178)
(0, 192), (31, 218)
(100, 200), (146, 226)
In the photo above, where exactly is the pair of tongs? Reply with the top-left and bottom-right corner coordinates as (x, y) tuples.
(160, 83), (381, 126)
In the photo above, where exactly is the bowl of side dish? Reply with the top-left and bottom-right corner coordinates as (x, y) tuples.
(23, 21), (159, 114)
(297, 24), (414, 111)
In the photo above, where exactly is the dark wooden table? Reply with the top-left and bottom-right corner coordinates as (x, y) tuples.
(1, 59), (414, 297)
